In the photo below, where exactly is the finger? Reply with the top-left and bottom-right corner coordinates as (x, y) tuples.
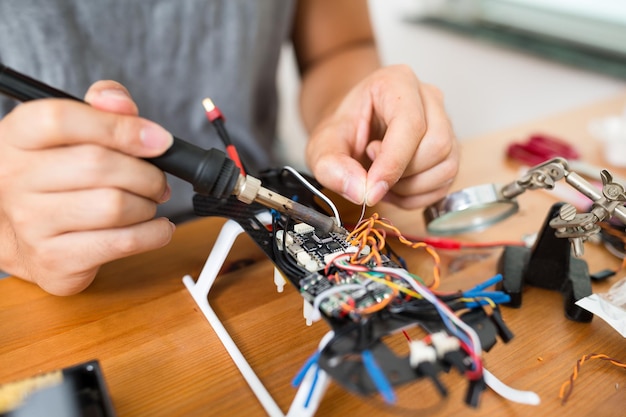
(388, 160), (456, 196)
(32, 217), (175, 295)
(306, 117), (368, 204)
(23, 144), (169, 202)
(383, 84), (456, 177)
(15, 188), (160, 236)
(366, 83), (457, 205)
(84, 80), (139, 116)
(368, 136), (458, 199)
(311, 151), (368, 205)
(6, 99), (172, 157)
(363, 67), (426, 205)
(382, 182), (453, 209)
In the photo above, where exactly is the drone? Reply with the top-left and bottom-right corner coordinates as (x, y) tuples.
(183, 167), (539, 416)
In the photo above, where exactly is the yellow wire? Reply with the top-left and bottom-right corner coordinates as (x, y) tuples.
(365, 274), (422, 299)
(335, 274), (399, 316)
(458, 297), (497, 308)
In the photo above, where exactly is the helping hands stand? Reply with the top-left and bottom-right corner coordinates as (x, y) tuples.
(496, 202), (593, 322)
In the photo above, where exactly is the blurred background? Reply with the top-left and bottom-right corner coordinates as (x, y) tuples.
(276, 0), (626, 171)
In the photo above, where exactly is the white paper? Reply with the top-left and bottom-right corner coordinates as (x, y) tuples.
(576, 294), (626, 337)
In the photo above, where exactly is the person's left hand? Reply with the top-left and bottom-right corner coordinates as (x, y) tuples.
(305, 64), (459, 209)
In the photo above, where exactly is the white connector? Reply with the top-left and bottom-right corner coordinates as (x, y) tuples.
(430, 331), (460, 358)
(276, 230), (295, 251)
(294, 223), (315, 235)
(409, 340), (437, 368)
(303, 299), (321, 326)
(297, 251), (312, 265)
(274, 267), (286, 293)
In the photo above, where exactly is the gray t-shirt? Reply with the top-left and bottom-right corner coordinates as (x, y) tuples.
(0, 0), (296, 222)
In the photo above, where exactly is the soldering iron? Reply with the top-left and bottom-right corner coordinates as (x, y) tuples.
(0, 63), (344, 235)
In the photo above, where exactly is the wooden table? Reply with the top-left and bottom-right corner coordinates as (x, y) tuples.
(2, 93), (626, 416)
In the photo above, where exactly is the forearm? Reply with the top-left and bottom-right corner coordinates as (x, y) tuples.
(292, 0), (380, 132)
(299, 43), (380, 132)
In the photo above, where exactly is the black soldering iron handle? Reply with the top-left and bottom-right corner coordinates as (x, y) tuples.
(0, 63), (240, 199)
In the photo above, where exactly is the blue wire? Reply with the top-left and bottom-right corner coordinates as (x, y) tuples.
(292, 350), (323, 409)
(467, 274), (503, 292)
(465, 290), (507, 298)
(292, 350), (321, 387)
(361, 350), (396, 404)
(270, 209), (281, 220)
(304, 365), (320, 408)
(463, 292), (510, 302)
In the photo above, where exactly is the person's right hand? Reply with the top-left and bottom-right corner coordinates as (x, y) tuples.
(0, 81), (175, 295)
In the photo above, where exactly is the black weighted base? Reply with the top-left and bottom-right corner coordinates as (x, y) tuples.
(496, 202), (593, 322)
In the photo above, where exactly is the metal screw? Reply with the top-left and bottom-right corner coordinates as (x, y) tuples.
(559, 204), (577, 221)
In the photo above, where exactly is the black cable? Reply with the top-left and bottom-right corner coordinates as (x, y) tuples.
(271, 214), (308, 279)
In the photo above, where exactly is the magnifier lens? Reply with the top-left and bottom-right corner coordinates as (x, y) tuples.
(424, 184), (518, 235)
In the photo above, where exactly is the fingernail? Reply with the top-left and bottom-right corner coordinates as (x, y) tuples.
(100, 88), (131, 100)
(159, 183), (172, 203)
(342, 176), (366, 205)
(140, 121), (173, 150)
(366, 181), (389, 206)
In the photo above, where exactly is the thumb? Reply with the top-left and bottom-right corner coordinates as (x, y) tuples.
(84, 80), (139, 116)
(306, 120), (368, 205)
(314, 153), (368, 205)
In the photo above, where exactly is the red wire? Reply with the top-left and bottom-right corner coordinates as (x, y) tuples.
(226, 144), (246, 176)
(342, 224), (525, 250)
(203, 98), (246, 175)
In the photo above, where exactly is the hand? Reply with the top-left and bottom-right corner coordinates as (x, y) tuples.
(0, 81), (175, 295)
(305, 65), (459, 209)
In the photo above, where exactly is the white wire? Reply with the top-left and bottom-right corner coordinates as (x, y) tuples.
(312, 283), (365, 314)
(483, 368), (541, 405)
(283, 165), (342, 227)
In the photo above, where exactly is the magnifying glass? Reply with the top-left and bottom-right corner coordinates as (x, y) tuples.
(423, 184), (519, 235)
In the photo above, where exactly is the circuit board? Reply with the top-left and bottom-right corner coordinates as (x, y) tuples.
(281, 224), (406, 319)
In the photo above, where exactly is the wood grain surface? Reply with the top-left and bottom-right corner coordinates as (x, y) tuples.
(2, 93), (626, 416)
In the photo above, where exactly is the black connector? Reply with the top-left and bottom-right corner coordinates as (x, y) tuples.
(464, 376), (486, 408)
(490, 307), (515, 343)
(416, 362), (447, 397)
(442, 350), (467, 375)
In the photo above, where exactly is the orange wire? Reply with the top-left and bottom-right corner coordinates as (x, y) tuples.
(346, 213), (441, 290)
(333, 213), (444, 317)
(559, 353), (626, 404)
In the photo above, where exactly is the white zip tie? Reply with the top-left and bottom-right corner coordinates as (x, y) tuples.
(483, 368), (540, 406)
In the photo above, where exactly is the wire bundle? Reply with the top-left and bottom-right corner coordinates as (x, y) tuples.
(289, 213), (521, 407)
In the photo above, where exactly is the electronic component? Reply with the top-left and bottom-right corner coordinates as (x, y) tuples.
(270, 214), (515, 407)
(0, 360), (116, 417)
